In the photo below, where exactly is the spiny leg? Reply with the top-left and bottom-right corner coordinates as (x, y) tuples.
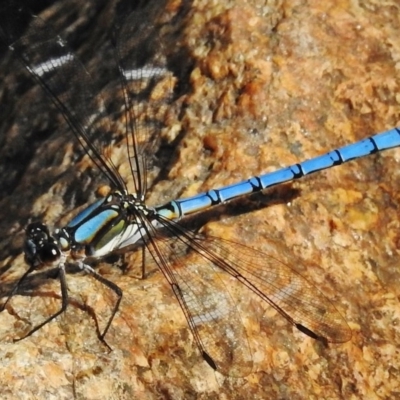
(14, 263), (69, 341)
(79, 262), (123, 347)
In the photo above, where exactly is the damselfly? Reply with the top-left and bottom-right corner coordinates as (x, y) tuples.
(0, 0), (398, 377)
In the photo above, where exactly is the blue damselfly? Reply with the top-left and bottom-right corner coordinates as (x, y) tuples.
(0, 0), (399, 377)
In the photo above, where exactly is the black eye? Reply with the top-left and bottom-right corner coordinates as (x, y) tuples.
(39, 243), (61, 264)
(24, 239), (38, 265)
(24, 222), (61, 266)
(26, 222), (50, 237)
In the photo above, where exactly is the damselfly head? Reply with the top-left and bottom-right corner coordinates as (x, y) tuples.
(24, 222), (61, 267)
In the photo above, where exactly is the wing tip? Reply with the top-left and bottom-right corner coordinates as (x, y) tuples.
(202, 351), (217, 371)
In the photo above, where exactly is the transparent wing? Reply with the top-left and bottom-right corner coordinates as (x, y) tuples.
(0, 2), (126, 189)
(0, 2), (177, 196)
(143, 216), (351, 376)
(201, 237), (351, 343)
(115, 0), (178, 197)
(144, 228), (254, 377)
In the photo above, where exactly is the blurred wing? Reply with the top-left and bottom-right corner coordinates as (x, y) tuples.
(115, 1), (178, 197)
(0, 1), (181, 198)
(0, 3), (124, 189)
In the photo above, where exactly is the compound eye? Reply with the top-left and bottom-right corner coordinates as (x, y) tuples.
(24, 239), (38, 265)
(39, 243), (61, 264)
(26, 222), (50, 237)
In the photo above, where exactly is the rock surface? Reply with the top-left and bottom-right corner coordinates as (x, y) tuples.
(0, 0), (399, 398)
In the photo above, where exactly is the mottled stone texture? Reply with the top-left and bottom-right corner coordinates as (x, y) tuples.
(0, 0), (399, 399)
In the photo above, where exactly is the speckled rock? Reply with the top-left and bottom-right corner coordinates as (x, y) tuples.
(0, 0), (399, 399)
